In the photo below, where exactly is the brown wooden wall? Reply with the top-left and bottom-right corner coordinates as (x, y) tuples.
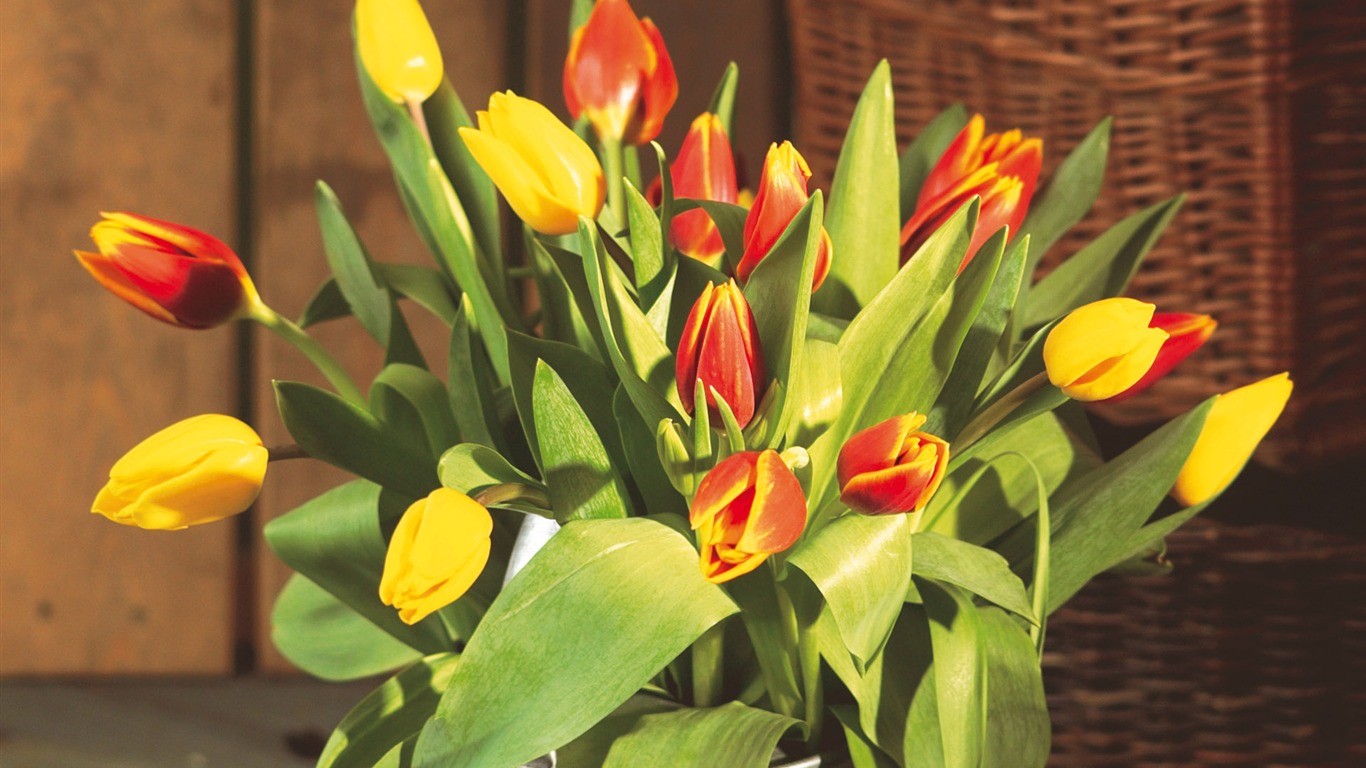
(0, 0), (784, 675)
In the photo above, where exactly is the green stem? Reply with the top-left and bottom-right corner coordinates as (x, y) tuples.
(691, 621), (725, 708)
(249, 301), (367, 406)
(601, 135), (626, 231)
(955, 372), (1049, 449)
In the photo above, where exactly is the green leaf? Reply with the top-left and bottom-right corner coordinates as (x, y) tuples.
(414, 518), (738, 768)
(264, 480), (449, 655)
(911, 532), (1036, 623)
(380, 264), (459, 325)
(530, 237), (604, 355)
(675, 199), (749, 272)
(532, 360), (632, 522)
(728, 568), (803, 720)
(707, 62), (740, 140)
(784, 338), (842, 447)
(318, 653), (459, 768)
(601, 703), (799, 768)
(272, 573), (421, 682)
(557, 694), (684, 768)
(979, 608), (1050, 768)
(507, 330), (620, 468)
(613, 387), (687, 516)
(1017, 117), (1111, 274)
(423, 79), (500, 272)
(899, 103), (969, 223)
(789, 513), (914, 667)
(438, 443), (542, 496)
(275, 381), (438, 499)
(1021, 195), (1184, 330)
(919, 578), (986, 768)
(446, 298), (499, 450)
(743, 192), (823, 447)
(370, 363), (460, 460)
(315, 181), (394, 344)
(829, 705), (901, 768)
(818, 60), (900, 318)
(626, 178), (669, 309)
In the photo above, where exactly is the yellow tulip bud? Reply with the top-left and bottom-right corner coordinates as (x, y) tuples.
(1171, 373), (1292, 506)
(459, 92), (606, 235)
(355, 0), (444, 103)
(92, 415), (267, 531)
(1043, 298), (1169, 401)
(379, 488), (492, 625)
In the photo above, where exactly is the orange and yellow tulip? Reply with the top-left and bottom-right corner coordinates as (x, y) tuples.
(690, 450), (806, 583)
(1043, 298), (1170, 402)
(1171, 373), (1292, 506)
(738, 142), (832, 291)
(901, 115), (1042, 272)
(75, 212), (259, 329)
(837, 413), (949, 517)
(669, 113), (738, 264)
(563, 0), (677, 145)
(380, 488), (493, 625)
(676, 280), (766, 429)
(1104, 312), (1217, 402)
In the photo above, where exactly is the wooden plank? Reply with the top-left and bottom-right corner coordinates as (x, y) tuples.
(0, 0), (239, 675)
(250, 0), (510, 672)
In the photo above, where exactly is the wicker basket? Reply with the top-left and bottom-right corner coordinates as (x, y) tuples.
(786, 0), (1366, 469)
(1044, 517), (1366, 767)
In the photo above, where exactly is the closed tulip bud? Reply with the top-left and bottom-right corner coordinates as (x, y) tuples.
(1104, 312), (1217, 402)
(460, 92), (606, 235)
(75, 212), (260, 329)
(739, 142), (833, 291)
(670, 113), (738, 264)
(901, 115), (1042, 272)
(563, 0), (677, 145)
(355, 0), (444, 103)
(1044, 298), (1170, 402)
(380, 488), (493, 625)
(1171, 373), (1292, 506)
(676, 280), (766, 429)
(837, 413), (949, 517)
(690, 450), (806, 583)
(92, 415), (267, 531)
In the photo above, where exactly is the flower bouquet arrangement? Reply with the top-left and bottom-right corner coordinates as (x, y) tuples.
(80, 0), (1293, 765)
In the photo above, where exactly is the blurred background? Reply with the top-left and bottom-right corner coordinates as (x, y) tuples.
(2, 0), (1362, 765)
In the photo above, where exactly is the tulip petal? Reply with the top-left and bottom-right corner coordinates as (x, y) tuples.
(1044, 298), (1157, 388)
(689, 451), (757, 529)
(1171, 373), (1292, 506)
(628, 17), (678, 144)
(355, 0), (444, 103)
(839, 442), (945, 515)
(98, 211), (245, 272)
(75, 250), (180, 325)
(735, 451), (807, 554)
(564, 0), (653, 141)
(1107, 313), (1217, 402)
(836, 413), (921, 487)
(918, 114), (985, 205)
(460, 127), (582, 236)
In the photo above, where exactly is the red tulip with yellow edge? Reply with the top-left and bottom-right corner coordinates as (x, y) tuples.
(837, 413), (950, 517)
(676, 280), (766, 429)
(690, 450), (806, 584)
(563, 0), (677, 145)
(380, 488), (493, 625)
(901, 114), (1042, 272)
(669, 112), (738, 264)
(738, 141), (833, 291)
(1104, 312), (1217, 402)
(92, 414), (268, 531)
(1043, 298), (1170, 402)
(75, 212), (260, 329)
(1171, 373), (1292, 507)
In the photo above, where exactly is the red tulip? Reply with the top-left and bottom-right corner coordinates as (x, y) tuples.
(676, 280), (766, 429)
(738, 142), (832, 291)
(837, 413), (949, 516)
(75, 212), (258, 329)
(669, 112), (738, 264)
(901, 115), (1042, 272)
(563, 0), (677, 145)
(690, 450), (807, 583)
(1104, 312), (1217, 402)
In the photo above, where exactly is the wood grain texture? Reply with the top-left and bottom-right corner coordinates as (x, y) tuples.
(250, 0), (509, 672)
(0, 0), (238, 674)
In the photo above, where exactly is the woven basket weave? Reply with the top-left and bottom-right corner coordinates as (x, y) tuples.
(1044, 517), (1366, 766)
(786, 0), (1366, 469)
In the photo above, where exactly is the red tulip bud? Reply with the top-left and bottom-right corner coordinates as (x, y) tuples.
(669, 112), (738, 264)
(738, 142), (832, 291)
(690, 450), (807, 583)
(563, 0), (677, 145)
(676, 280), (766, 428)
(837, 413), (950, 516)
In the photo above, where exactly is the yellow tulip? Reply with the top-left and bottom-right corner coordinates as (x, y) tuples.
(379, 488), (492, 625)
(92, 415), (267, 531)
(459, 92), (606, 235)
(1171, 373), (1292, 506)
(1043, 298), (1169, 401)
(355, 0), (444, 103)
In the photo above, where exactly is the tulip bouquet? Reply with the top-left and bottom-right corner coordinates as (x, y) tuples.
(79, 0), (1293, 766)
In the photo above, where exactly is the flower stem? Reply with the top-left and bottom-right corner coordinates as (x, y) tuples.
(955, 372), (1050, 448)
(601, 135), (626, 230)
(248, 301), (367, 406)
(406, 97), (432, 147)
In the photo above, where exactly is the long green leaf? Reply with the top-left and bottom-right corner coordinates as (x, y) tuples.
(318, 653), (460, 768)
(919, 578), (986, 768)
(979, 608), (1050, 768)
(315, 181), (395, 344)
(1016, 117), (1111, 274)
(423, 79), (500, 272)
(707, 62), (740, 140)
(272, 573), (422, 682)
(370, 363), (460, 460)
(601, 703), (799, 768)
(818, 60), (900, 318)
(911, 532), (1035, 623)
(532, 360), (632, 522)
(507, 330), (620, 468)
(447, 298), (499, 450)
(414, 518), (738, 768)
